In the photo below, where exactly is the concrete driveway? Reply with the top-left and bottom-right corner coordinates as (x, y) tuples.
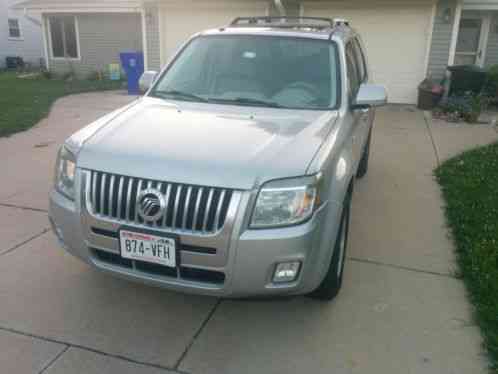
(0, 92), (497, 374)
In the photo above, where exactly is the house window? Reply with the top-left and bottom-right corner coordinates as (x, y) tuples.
(48, 16), (79, 59)
(8, 19), (21, 38)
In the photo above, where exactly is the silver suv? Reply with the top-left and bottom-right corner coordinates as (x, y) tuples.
(49, 17), (387, 300)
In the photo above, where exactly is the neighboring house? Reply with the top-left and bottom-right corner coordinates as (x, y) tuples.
(1, 0), (43, 68)
(13, 0), (498, 103)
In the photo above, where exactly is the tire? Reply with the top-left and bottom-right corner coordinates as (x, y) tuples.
(309, 192), (351, 301)
(356, 129), (372, 179)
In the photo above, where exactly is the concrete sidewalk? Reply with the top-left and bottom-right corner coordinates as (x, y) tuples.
(0, 92), (496, 374)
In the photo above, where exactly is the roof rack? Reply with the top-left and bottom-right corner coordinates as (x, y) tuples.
(230, 16), (336, 29)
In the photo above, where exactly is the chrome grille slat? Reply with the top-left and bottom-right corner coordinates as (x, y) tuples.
(125, 177), (133, 221)
(87, 170), (234, 234)
(214, 190), (226, 230)
(162, 184), (172, 227)
(134, 179), (143, 222)
(91, 171), (97, 214)
(100, 173), (107, 215)
(172, 185), (182, 229)
(117, 176), (124, 219)
(109, 175), (115, 217)
(202, 188), (214, 232)
(155, 182), (163, 227)
(192, 187), (203, 231)
(182, 186), (192, 230)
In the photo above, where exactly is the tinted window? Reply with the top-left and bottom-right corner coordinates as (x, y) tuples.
(345, 43), (360, 97)
(152, 35), (339, 110)
(353, 39), (367, 82)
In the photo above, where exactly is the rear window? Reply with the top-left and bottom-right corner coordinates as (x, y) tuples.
(151, 35), (340, 110)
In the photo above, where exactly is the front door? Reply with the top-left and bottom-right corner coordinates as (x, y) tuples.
(455, 12), (491, 67)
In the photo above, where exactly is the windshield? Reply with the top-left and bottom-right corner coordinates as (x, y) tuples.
(150, 35), (339, 110)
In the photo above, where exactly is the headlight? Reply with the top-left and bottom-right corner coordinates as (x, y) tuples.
(251, 176), (320, 229)
(54, 145), (76, 200)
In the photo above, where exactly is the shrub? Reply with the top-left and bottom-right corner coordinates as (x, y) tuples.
(486, 64), (498, 98)
(437, 92), (488, 124)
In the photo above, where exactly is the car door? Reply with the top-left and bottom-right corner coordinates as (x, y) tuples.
(352, 38), (374, 151)
(345, 41), (365, 168)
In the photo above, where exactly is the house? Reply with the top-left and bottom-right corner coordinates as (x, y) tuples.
(12, 0), (498, 103)
(1, 0), (43, 68)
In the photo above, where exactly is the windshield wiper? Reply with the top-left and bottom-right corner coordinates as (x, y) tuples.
(208, 97), (285, 108)
(153, 90), (208, 103)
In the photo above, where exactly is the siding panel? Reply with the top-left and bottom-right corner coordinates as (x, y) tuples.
(269, 0), (300, 16)
(485, 14), (498, 67)
(427, 0), (456, 81)
(47, 13), (142, 78)
(144, 4), (161, 71)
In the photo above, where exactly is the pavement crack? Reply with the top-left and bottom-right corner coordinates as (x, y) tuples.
(0, 325), (175, 372)
(38, 345), (69, 374)
(174, 299), (221, 370)
(347, 256), (456, 279)
(0, 203), (48, 213)
(0, 228), (51, 257)
(422, 111), (441, 167)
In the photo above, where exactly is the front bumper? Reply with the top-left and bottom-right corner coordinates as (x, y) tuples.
(49, 174), (342, 298)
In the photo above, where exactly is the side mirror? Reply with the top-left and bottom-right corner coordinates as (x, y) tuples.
(352, 84), (388, 109)
(139, 70), (158, 93)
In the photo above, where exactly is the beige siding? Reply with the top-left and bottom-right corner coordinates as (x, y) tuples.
(144, 4), (161, 71)
(427, 0), (456, 81)
(485, 13), (498, 67)
(46, 13), (142, 78)
(269, 0), (300, 16)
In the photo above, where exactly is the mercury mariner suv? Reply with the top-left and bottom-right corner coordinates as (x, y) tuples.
(49, 17), (387, 300)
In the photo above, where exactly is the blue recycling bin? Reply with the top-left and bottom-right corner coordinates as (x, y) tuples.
(119, 51), (144, 95)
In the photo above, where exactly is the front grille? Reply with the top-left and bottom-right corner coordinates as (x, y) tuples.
(90, 227), (217, 254)
(91, 248), (225, 284)
(86, 170), (234, 234)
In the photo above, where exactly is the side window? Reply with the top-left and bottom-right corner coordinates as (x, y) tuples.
(345, 43), (360, 98)
(353, 39), (367, 83)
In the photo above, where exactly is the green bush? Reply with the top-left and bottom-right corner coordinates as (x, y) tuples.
(486, 64), (498, 98)
(437, 93), (488, 123)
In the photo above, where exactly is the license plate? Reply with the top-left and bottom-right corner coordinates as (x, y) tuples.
(119, 230), (176, 267)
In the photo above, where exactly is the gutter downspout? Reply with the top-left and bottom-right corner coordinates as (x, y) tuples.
(23, 8), (42, 26)
(274, 0), (286, 16)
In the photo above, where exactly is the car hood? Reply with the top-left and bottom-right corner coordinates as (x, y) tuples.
(77, 97), (338, 190)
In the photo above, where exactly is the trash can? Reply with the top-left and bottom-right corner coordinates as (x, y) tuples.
(5, 56), (24, 69)
(447, 65), (488, 95)
(417, 79), (443, 110)
(119, 52), (144, 95)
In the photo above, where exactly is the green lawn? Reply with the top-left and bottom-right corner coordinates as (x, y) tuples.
(436, 142), (498, 371)
(0, 71), (123, 137)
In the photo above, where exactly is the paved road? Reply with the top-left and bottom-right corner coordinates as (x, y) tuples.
(0, 92), (496, 374)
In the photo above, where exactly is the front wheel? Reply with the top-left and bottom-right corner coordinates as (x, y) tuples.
(308, 193), (351, 301)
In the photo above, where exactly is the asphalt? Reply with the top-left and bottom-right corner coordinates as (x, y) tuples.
(0, 92), (497, 374)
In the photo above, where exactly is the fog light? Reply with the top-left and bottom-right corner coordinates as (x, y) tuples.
(273, 262), (301, 283)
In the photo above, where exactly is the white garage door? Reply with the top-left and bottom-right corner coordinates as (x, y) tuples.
(160, 0), (268, 64)
(304, 1), (435, 103)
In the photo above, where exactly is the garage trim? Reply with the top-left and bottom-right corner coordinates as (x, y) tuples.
(303, 0), (437, 103)
(157, 0), (270, 66)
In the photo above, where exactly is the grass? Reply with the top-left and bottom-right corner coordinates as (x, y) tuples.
(0, 71), (123, 137)
(436, 142), (498, 371)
